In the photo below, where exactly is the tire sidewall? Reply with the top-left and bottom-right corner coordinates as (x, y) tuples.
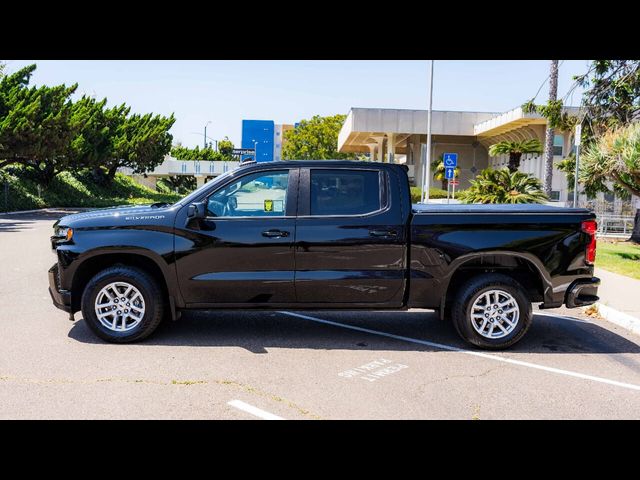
(81, 268), (161, 342)
(455, 277), (532, 349)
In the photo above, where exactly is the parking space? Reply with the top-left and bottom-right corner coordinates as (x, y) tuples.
(1, 211), (640, 419)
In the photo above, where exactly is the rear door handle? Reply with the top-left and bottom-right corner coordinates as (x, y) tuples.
(262, 229), (290, 238)
(369, 229), (397, 237)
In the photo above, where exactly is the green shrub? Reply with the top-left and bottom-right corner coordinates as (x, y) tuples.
(410, 186), (451, 203)
(0, 169), (181, 212)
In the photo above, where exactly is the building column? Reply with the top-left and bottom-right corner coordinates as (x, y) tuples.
(367, 136), (386, 163)
(377, 137), (385, 163)
(387, 133), (395, 163)
(366, 143), (377, 162)
(409, 135), (422, 187)
(195, 175), (206, 189)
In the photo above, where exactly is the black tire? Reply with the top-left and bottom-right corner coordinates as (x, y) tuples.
(81, 265), (164, 343)
(451, 273), (532, 350)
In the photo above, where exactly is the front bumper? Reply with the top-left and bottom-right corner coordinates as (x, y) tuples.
(565, 277), (600, 308)
(48, 263), (72, 313)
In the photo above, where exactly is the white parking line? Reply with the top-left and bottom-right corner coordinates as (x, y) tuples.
(227, 400), (284, 420)
(280, 311), (640, 392)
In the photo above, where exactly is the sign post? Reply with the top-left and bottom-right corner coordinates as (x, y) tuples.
(445, 166), (455, 204)
(450, 179), (459, 200)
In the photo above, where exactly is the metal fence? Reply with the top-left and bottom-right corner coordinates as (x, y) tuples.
(596, 214), (635, 237)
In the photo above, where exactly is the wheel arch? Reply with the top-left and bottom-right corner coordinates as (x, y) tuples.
(70, 250), (176, 314)
(439, 251), (552, 320)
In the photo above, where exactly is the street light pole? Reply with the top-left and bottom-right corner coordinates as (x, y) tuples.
(573, 123), (582, 208)
(204, 121), (212, 149)
(254, 141), (258, 162)
(421, 60), (435, 204)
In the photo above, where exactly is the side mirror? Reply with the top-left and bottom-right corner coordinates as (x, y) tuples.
(187, 201), (207, 219)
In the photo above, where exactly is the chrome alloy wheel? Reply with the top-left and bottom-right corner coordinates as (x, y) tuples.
(94, 282), (145, 332)
(470, 289), (520, 339)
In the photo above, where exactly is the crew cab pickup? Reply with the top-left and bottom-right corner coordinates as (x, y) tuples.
(49, 161), (600, 349)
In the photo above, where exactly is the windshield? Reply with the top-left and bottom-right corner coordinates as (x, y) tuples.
(172, 169), (237, 207)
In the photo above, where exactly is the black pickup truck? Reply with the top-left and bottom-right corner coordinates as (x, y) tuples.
(49, 160), (600, 349)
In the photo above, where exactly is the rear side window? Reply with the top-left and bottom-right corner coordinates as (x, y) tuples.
(310, 169), (382, 216)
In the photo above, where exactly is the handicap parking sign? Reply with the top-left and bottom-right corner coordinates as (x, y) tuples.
(443, 153), (458, 168)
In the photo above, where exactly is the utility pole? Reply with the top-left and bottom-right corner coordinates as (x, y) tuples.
(204, 121), (212, 149)
(421, 60), (434, 204)
(573, 123), (582, 208)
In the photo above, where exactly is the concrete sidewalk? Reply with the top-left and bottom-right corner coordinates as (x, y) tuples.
(593, 268), (640, 334)
(595, 268), (640, 318)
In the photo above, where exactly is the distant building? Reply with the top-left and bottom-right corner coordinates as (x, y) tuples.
(274, 124), (294, 161)
(242, 119), (294, 162)
(338, 107), (581, 203)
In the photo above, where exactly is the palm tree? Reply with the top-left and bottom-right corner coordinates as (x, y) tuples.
(488, 139), (543, 173)
(543, 60), (559, 196)
(580, 123), (640, 242)
(431, 154), (460, 189)
(459, 168), (548, 204)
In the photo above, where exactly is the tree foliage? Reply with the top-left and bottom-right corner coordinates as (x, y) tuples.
(575, 60), (640, 134)
(282, 114), (358, 160)
(487, 139), (542, 173)
(459, 168), (548, 204)
(0, 64), (175, 184)
(580, 123), (640, 199)
(555, 153), (576, 189)
(0, 65), (78, 183)
(106, 112), (175, 179)
(218, 136), (234, 157)
(171, 137), (235, 162)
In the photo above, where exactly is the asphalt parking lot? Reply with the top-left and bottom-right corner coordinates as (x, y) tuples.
(1, 210), (640, 419)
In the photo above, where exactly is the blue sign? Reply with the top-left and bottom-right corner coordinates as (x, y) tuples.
(443, 153), (458, 168)
(445, 167), (455, 180)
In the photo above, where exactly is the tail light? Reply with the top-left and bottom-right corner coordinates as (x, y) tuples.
(581, 220), (597, 265)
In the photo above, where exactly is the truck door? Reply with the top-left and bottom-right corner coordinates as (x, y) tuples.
(174, 167), (298, 305)
(294, 167), (406, 305)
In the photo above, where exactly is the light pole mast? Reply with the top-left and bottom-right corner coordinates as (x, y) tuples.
(204, 121), (212, 149)
(573, 122), (582, 208)
(421, 60), (435, 204)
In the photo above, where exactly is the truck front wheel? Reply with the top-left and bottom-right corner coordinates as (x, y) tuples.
(81, 266), (164, 343)
(451, 273), (532, 350)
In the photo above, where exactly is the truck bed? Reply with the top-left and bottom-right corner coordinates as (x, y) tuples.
(412, 203), (593, 215)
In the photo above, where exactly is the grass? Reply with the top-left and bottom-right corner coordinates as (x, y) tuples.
(1, 168), (181, 212)
(596, 240), (640, 280)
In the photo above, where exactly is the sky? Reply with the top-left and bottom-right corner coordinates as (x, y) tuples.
(3, 60), (591, 148)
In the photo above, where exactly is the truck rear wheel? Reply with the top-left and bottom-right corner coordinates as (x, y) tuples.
(81, 266), (164, 343)
(451, 273), (532, 350)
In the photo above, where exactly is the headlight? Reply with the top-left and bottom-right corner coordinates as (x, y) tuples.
(56, 227), (74, 241)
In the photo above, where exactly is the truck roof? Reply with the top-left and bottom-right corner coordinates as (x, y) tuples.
(240, 160), (407, 169)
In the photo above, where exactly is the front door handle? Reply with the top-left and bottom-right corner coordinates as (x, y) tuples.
(369, 229), (397, 237)
(262, 229), (290, 238)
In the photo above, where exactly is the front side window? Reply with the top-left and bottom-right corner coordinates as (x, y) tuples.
(310, 169), (382, 216)
(207, 170), (289, 217)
